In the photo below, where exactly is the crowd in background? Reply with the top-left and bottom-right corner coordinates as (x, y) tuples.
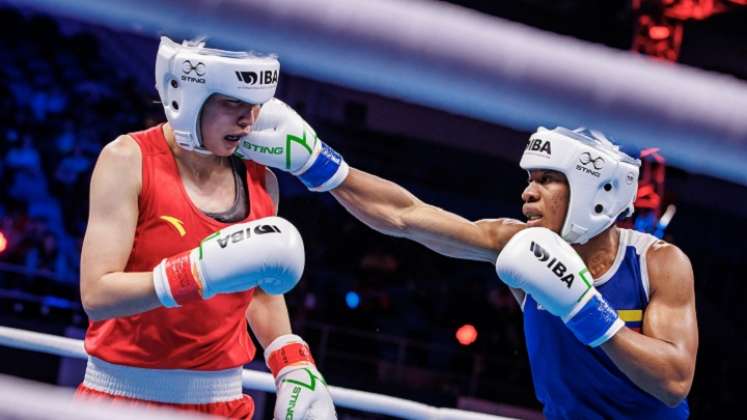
(1, 7), (746, 417)
(0, 10), (146, 290)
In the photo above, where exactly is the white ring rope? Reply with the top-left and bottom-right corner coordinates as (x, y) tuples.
(0, 325), (512, 419)
(8, 0), (747, 184)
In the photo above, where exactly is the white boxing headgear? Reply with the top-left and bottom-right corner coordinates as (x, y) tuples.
(520, 127), (641, 244)
(155, 36), (279, 154)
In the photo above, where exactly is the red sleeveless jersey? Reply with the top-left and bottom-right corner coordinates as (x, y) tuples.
(84, 124), (276, 370)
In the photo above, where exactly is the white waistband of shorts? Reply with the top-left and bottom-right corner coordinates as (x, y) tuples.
(82, 356), (244, 404)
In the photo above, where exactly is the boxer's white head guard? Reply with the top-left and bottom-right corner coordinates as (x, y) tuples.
(155, 36), (279, 154)
(520, 127), (641, 244)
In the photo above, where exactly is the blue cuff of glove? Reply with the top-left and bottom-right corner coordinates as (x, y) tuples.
(566, 293), (624, 347)
(298, 142), (348, 191)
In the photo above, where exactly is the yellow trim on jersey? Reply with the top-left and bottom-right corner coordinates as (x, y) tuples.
(160, 215), (186, 237)
(617, 309), (643, 322)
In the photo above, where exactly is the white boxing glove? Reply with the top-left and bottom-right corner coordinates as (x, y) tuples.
(265, 334), (336, 420)
(496, 227), (624, 347)
(235, 98), (349, 192)
(152, 217), (304, 308)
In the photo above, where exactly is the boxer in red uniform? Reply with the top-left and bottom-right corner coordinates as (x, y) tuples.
(76, 37), (336, 419)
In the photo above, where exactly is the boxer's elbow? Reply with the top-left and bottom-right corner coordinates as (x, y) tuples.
(80, 276), (115, 321)
(646, 367), (692, 407)
(81, 287), (107, 321)
(660, 353), (695, 406)
(660, 378), (691, 407)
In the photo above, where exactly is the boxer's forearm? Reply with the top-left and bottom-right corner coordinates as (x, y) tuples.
(602, 328), (693, 406)
(247, 290), (292, 349)
(80, 271), (161, 321)
(332, 168), (501, 262)
(331, 168), (419, 235)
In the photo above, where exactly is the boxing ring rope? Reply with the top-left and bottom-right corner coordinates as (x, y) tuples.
(0, 325), (512, 419)
(7, 0), (747, 184)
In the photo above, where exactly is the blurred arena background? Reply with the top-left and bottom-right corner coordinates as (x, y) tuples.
(0, 0), (746, 418)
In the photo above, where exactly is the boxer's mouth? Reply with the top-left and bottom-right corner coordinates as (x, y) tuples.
(523, 207), (544, 227)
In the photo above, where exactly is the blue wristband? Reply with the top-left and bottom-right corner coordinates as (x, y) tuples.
(566, 294), (620, 346)
(298, 142), (343, 189)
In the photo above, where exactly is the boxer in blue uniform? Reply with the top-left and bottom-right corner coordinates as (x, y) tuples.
(237, 100), (698, 419)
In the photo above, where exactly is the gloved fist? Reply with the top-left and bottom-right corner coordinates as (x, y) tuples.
(152, 217), (304, 308)
(265, 335), (336, 420)
(496, 227), (624, 347)
(235, 98), (349, 192)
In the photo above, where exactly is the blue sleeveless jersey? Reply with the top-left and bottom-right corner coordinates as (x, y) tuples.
(523, 228), (689, 419)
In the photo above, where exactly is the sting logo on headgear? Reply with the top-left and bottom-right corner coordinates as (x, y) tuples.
(182, 60), (206, 76)
(181, 60), (206, 84)
(579, 152), (605, 169)
(525, 138), (552, 156)
(235, 69), (279, 86)
(529, 241), (575, 288)
(576, 152), (604, 177)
